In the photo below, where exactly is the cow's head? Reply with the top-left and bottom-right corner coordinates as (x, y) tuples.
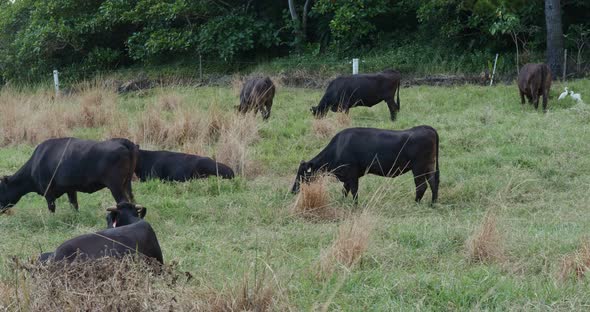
(310, 105), (328, 118)
(0, 176), (19, 211)
(106, 202), (147, 228)
(291, 160), (316, 194)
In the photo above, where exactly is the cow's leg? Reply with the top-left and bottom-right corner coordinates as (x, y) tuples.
(426, 171), (438, 205)
(108, 185), (129, 204)
(531, 89), (539, 109)
(45, 196), (56, 213)
(125, 179), (135, 203)
(413, 170), (428, 203)
(262, 102), (272, 120)
(348, 178), (359, 205)
(67, 191), (79, 211)
(542, 90), (548, 113)
(385, 98), (397, 121)
(520, 91), (525, 105)
(342, 182), (351, 197)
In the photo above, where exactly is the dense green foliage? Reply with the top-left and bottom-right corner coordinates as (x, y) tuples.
(0, 0), (589, 81)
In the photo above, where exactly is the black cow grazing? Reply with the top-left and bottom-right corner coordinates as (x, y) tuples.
(0, 138), (138, 213)
(311, 69), (401, 121)
(291, 126), (439, 204)
(135, 149), (235, 182)
(238, 77), (276, 120)
(39, 202), (163, 264)
(517, 63), (552, 112)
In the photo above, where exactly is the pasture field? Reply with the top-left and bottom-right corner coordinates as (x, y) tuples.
(1, 79), (590, 310)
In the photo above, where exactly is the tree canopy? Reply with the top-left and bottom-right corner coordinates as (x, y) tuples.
(0, 0), (588, 81)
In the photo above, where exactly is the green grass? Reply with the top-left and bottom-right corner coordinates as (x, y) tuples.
(2, 79), (590, 310)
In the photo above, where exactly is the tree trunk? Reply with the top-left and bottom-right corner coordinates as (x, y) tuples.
(288, 0), (299, 22)
(545, 0), (564, 79)
(302, 0), (312, 39)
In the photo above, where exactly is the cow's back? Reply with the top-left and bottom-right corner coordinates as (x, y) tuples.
(53, 221), (163, 263)
(321, 127), (436, 175)
(326, 74), (397, 106)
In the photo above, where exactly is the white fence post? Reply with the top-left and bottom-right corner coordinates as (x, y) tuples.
(53, 69), (60, 97)
(562, 49), (567, 81)
(489, 54), (499, 86)
(352, 58), (359, 75)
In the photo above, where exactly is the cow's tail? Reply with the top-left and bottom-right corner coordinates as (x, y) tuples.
(114, 138), (139, 203)
(396, 80), (401, 109)
(434, 128), (439, 186)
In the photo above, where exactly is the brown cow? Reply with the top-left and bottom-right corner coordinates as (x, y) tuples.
(237, 77), (276, 120)
(517, 63), (552, 112)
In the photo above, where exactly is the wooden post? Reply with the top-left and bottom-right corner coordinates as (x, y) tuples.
(562, 49), (567, 81)
(53, 69), (60, 97)
(352, 58), (359, 75)
(490, 54), (499, 86)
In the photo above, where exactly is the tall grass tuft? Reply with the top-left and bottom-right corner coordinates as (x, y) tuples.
(558, 240), (590, 281)
(0, 89), (70, 146)
(76, 88), (117, 128)
(318, 210), (376, 277)
(202, 273), (287, 311)
(216, 113), (260, 177)
(292, 173), (341, 221)
(312, 113), (351, 139)
(5, 256), (192, 311)
(465, 211), (505, 263)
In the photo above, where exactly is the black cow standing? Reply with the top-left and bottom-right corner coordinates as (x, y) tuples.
(517, 63), (552, 112)
(311, 69), (401, 121)
(38, 202), (163, 264)
(135, 149), (235, 182)
(237, 77), (276, 120)
(0, 138), (138, 212)
(291, 126), (439, 204)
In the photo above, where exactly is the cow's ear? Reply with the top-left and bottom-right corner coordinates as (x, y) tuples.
(1, 176), (9, 184)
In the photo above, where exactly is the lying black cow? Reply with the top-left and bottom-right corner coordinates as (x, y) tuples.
(238, 77), (276, 120)
(38, 202), (163, 264)
(0, 138), (138, 213)
(135, 149), (234, 182)
(291, 126), (439, 204)
(311, 69), (401, 121)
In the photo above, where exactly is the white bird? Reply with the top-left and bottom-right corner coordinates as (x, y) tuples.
(569, 90), (583, 103)
(558, 87), (569, 100)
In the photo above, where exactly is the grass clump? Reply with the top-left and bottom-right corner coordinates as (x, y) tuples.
(312, 113), (351, 139)
(465, 211), (505, 263)
(292, 174), (341, 222)
(558, 240), (590, 281)
(318, 210), (376, 277)
(5, 255), (190, 311)
(216, 113), (260, 178)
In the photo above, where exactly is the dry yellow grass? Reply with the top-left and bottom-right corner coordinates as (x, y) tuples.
(558, 240), (590, 281)
(5, 256), (190, 311)
(76, 88), (117, 128)
(3, 256), (290, 312)
(216, 113), (260, 177)
(157, 94), (183, 111)
(292, 174), (341, 221)
(465, 211), (505, 263)
(312, 113), (351, 139)
(0, 89), (70, 146)
(318, 210), (376, 277)
(201, 274), (287, 312)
